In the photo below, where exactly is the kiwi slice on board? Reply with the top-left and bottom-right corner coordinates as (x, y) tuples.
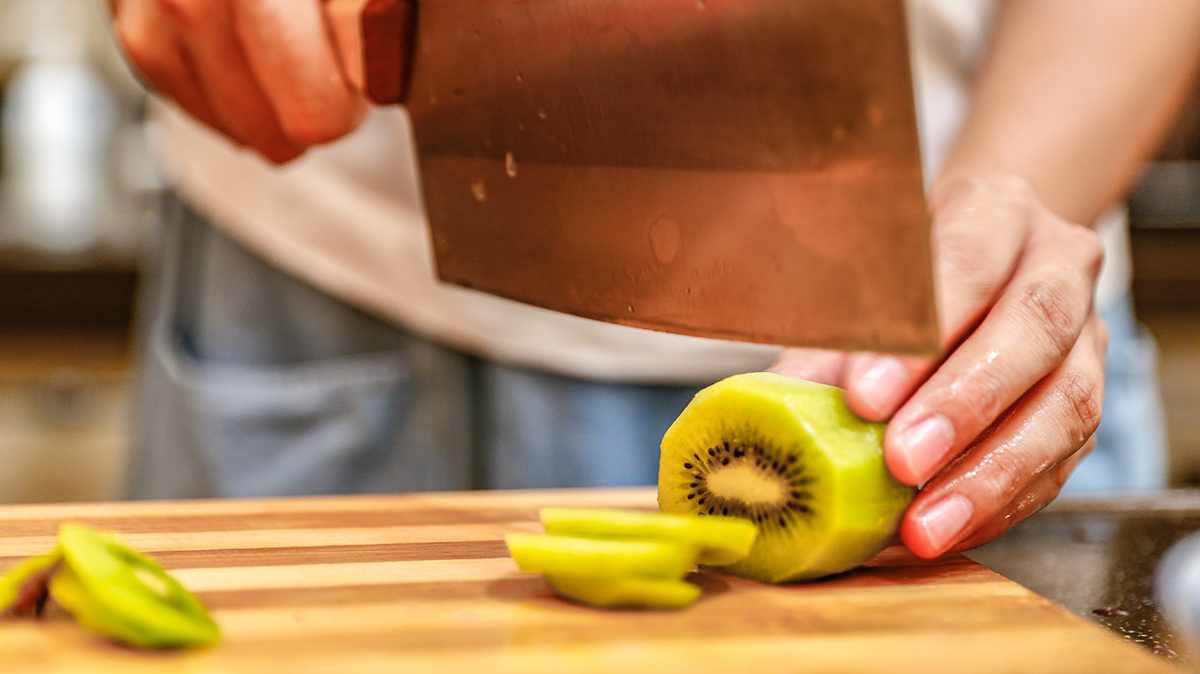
(658, 372), (915, 583)
(0, 549), (62, 616)
(544, 574), (702, 610)
(539, 507), (757, 566)
(505, 533), (696, 579)
(49, 523), (219, 649)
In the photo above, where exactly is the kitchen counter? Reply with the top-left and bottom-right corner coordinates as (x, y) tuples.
(0, 488), (1179, 673)
(968, 490), (1200, 663)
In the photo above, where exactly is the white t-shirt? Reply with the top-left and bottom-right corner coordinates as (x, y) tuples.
(153, 0), (1129, 384)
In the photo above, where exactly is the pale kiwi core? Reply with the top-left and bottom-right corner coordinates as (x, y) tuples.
(704, 463), (789, 508)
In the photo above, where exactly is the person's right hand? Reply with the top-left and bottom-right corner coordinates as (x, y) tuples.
(111, 0), (367, 162)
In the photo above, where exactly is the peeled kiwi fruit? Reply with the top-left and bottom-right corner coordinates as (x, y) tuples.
(658, 372), (915, 583)
(50, 523), (219, 649)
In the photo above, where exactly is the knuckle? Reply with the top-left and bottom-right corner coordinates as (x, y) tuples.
(115, 21), (169, 82)
(937, 227), (995, 281)
(1057, 368), (1104, 445)
(278, 102), (361, 147)
(158, 0), (216, 28)
(280, 117), (339, 147)
(979, 174), (1035, 204)
(978, 453), (1025, 507)
(1015, 276), (1085, 356)
(941, 370), (1008, 433)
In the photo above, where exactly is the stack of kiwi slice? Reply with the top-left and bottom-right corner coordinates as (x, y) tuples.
(658, 372), (916, 583)
(0, 523), (219, 649)
(505, 508), (757, 609)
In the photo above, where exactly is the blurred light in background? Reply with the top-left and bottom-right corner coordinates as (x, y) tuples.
(0, 0), (148, 503)
(0, 0), (159, 265)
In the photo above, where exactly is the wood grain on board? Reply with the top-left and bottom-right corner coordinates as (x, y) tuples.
(0, 488), (1179, 673)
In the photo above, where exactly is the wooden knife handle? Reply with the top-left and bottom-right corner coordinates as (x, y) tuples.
(321, 0), (414, 104)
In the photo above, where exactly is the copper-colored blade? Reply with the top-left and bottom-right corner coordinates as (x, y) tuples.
(407, 0), (939, 354)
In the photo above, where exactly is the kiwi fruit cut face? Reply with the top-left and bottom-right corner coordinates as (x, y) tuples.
(543, 574), (702, 610)
(506, 533), (696, 580)
(539, 507), (757, 566)
(50, 523), (219, 648)
(658, 372), (915, 583)
(0, 549), (62, 616)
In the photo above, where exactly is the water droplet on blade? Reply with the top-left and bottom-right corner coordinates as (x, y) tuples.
(471, 179), (487, 202)
(505, 152), (517, 178)
(537, 108), (549, 120)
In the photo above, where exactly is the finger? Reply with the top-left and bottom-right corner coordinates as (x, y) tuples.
(766, 349), (848, 386)
(899, 313), (1107, 558)
(840, 176), (1036, 420)
(948, 440), (1092, 552)
(883, 211), (1103, 486)
(233, 0), (365, 146)
(114, 1), (226, 135)
(841, 352), (932, 421)
(169, 0), (305, 162)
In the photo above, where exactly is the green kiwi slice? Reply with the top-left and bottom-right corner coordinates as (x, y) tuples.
(0, 549), (62, 616)
(658, 372), (915, 583)
(539, 507), (757, 566)
(505, 533), (696, 579)
(49, 523), (219, 649)
(543, 574), (702, 610)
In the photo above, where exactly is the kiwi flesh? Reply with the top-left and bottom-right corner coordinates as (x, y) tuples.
(50, 523), (219, 648)
(543, 574), (702, 610)
(505, 533), (696, 580)
(658, 372), (915, 583)
(0, 549), (62, 616)
(539, 507), (757, 566)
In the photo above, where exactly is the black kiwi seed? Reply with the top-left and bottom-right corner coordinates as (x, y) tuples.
(681, 436), (817, 526)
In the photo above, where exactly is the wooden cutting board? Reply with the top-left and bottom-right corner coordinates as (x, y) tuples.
(0, 488), (1179, 673)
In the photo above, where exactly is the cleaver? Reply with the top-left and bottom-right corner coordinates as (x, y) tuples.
(322, 0), (939, 354)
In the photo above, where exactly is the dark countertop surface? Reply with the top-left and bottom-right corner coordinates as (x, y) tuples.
(967, 490), (1200, 665)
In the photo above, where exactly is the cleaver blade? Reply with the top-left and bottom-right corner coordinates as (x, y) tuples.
(324, 0), (939, 354)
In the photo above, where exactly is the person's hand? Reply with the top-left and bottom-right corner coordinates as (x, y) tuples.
(769, 175), (1108, 559)
(111, 0), (367, 162)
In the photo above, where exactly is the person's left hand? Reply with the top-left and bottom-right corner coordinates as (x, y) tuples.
(769, 175), (1108, 558)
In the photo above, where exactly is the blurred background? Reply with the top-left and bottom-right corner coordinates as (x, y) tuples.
(2, 1), (1200, 503)
(0, 0), (157, 503)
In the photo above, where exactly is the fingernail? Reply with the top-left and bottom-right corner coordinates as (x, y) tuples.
(896, 415), (955, 482)
(854, 356), (908, 415)
(915, 494), (974, 554)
